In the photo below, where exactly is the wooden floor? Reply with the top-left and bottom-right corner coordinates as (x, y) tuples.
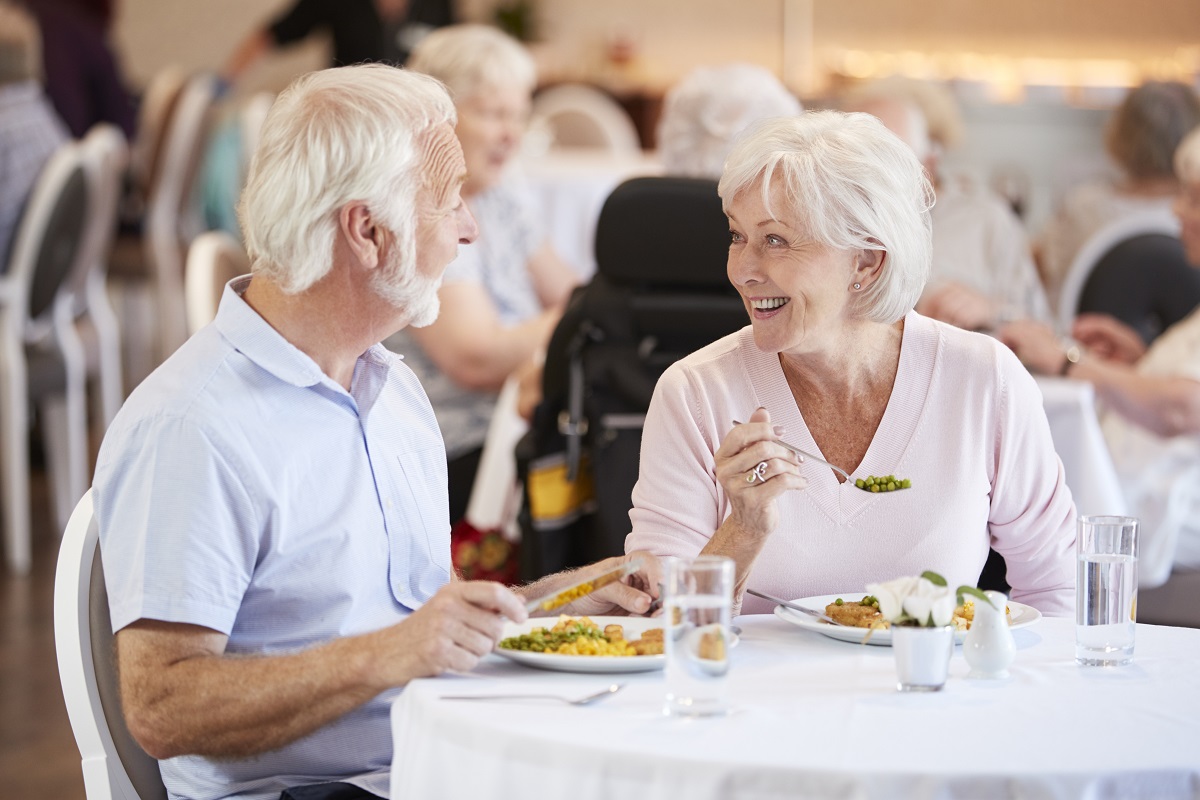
(0, 469), (87, 799)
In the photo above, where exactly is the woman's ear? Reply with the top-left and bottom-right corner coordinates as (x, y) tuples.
(339, 202), (383, 270)
(854, 248), (886, 290)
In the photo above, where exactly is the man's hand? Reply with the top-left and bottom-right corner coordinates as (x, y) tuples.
(1072, 313), (1146, 365)
(918, 283), (997, 332)
(374, 581), (527, 686)
(997, 319), (1066, 375)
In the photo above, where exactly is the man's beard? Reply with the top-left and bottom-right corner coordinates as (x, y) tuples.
(371, 245), (442, 328)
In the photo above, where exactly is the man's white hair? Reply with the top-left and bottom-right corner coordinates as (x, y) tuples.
(406, 24), (536, 102)
(238, 64), (456, 294)
(719, 111), (934, 324)
(658, 63), (802, 180)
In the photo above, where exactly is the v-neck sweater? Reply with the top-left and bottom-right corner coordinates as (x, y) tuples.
(627, 312), (1076, 617)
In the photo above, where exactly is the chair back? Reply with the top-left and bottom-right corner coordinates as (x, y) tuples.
(129, 67), (186, 204)
(1056, 209), (1180, 332)
(531, 84), (641, 156)
(144, 72), (218, 356)
(73, 125), (130, 302)
(185, 231), (247, 334)
(55, 490), (169, 800)
(4, 141), (90, 335)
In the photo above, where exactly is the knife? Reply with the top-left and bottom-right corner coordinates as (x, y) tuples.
(524, 557), (644, 614)
(746, 588), (846, 626)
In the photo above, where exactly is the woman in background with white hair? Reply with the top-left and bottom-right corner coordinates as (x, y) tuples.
(657, 63), (801, 180)
(388, 24), (579, 523)
(1002, 127), (1200, 589)
(626, 111), (1075, 617)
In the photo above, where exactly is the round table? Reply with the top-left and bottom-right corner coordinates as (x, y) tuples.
(391, 615), (1200, 799)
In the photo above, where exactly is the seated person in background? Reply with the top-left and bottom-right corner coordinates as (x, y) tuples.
(1001, 127), (1200, 591)
(94, 64), (657, 800)
(1037, 80), (1200, 309)
(843, 86), (1051, 331)
(0, 1), (69, 267)
(657, 62), (802, 180)
(221, 0), (454, 81)
(387, 24), (580, 524)
(21, 0), (137, 139)
(626, 111), (1075, 618)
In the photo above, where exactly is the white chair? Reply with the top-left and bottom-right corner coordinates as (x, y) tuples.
(55, 490), (168, 800)
(73, 124), (129, 429)
(184, 231), (247, 335)
(1, 142), (91, 573)
(1055, 209), (1180, 333)
(530, 83), (642, 156)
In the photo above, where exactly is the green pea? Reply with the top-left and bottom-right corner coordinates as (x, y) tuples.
(870, 484), (880, 492)
(855, 478), (865, 489)
(835, 597), (844, 606)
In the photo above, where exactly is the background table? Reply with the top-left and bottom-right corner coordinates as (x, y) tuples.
(392, 615), (1199, 799)
(1035, 375), (1128, 517)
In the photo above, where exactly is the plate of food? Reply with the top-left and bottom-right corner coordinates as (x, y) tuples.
(773, 593), (1042, 647)
(496, 615), (667, 673)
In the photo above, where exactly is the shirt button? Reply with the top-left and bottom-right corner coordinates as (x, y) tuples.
(386, 499), (394, 509)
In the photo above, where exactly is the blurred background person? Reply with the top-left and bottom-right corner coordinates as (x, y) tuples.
(844, 82), (1051, 331)
(1001, 127), (1200, 590)
(1036, 80), (1200, 309)
(388, 24), (579, 525)
(20, 0), (136, 139)
(0, 0), (69, 267)
(221, 0), (455, 83)
(657, 62), (802, 180)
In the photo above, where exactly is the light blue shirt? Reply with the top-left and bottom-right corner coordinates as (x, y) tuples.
(93, 277), (451, 800)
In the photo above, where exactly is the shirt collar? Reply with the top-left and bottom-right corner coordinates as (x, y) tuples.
(212, 275), (396, 389)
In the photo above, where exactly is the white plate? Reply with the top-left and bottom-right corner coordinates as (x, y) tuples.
(773, 593), (1042, 647)
(496, 616), (666, 673)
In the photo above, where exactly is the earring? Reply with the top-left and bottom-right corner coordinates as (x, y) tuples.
(853, 282), (861, 290)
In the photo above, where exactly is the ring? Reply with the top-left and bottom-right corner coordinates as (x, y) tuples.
(746, 461), (768, 484)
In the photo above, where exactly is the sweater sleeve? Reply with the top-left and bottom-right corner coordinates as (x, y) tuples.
(988, 346), (1077, 617)
(626, 361), (728, 560)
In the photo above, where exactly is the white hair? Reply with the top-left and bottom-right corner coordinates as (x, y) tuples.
(1175, 126), (1200, 185)
(658, 63), (802, 179)
(718, 111), (934, 324)
(841, 93), (932, 162)
(238, 64), (456, 294)
(406, 24), (536, 102)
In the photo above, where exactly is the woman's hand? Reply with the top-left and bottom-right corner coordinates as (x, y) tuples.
(1072, 313), (1146, 365)
(998, 320), (1067, 375)
(716, 408), (807, 540)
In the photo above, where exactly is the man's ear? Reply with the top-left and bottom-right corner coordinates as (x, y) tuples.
(339, 202), (383, 270)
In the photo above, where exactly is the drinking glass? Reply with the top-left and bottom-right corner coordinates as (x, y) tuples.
(1076, 515), (1138, 666)
(663, 555), (734, 717)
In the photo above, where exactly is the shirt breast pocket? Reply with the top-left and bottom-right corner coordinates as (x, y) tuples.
(392, 446), (452, 580)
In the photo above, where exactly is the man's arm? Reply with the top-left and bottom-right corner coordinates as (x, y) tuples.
(117, 581), (525, 760)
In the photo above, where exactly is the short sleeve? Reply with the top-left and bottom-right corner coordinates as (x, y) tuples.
(94, 415), (259, 635)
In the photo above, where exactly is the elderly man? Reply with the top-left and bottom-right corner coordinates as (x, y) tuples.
(0, 1), (69, 267)
(93, 65), (656, 800)
(845, 90), (1051, 331)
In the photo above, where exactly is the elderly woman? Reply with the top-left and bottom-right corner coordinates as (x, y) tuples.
(658, 63), (801, 181)
(625, 112), (1076, 617)
(1002, 127), (1200, 590)
(1037, 81), (1200, 309)
(388, 24), (578, 522)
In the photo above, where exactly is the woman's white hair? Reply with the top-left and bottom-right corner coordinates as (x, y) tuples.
(1175, 126), (1200, 185)
(406, 24), (536, 102)
(718, 111), (934, 324)
(238, 64), (456, 294)
(658, 63), (802, 180)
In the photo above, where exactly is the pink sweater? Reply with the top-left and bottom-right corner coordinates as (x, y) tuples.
(627, 312), (1076, 617)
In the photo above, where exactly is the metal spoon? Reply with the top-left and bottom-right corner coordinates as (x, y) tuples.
(440, 683), (625, 705)
(731, 420), (852, 482)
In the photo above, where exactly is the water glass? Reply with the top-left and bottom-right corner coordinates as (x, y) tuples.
(663, 555), (734, 717)
(1076, 515), (1138, 666)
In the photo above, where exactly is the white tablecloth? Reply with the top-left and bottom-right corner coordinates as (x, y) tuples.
(391, 615), (1200, 799)
(1036, 375), (1128, 517)
(515, 149), (662, 280)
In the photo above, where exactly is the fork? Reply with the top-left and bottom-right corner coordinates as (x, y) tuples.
(439, 683), (625, 705)
(731, 420), (852, 482)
